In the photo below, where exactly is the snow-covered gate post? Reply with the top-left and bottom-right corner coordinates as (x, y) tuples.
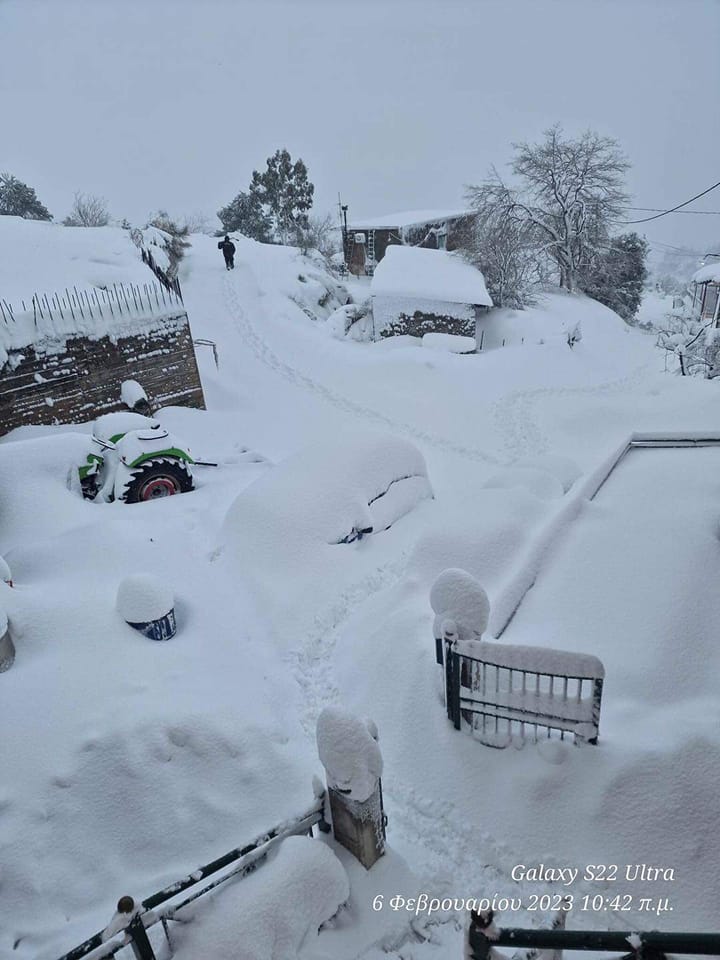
(316, 707), (386, 869)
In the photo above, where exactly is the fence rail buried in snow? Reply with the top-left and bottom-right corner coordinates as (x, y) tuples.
(53, 796), (327, 960)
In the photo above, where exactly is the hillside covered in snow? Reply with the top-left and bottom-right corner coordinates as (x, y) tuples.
(2, 219), (719, 959)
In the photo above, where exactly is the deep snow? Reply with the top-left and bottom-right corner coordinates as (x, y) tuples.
(2, 222), (720, 958)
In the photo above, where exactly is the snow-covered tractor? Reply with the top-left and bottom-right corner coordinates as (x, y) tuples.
(78, 412), (194, 503)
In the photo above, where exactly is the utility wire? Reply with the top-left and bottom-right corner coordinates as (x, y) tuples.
(628, 206), (720, 216)
(619, 179), (720, 224)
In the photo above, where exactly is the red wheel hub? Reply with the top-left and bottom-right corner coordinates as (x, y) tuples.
(140, 477), (178, 500)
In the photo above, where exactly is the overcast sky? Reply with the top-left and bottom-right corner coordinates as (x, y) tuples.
(2, 0), (719, 263)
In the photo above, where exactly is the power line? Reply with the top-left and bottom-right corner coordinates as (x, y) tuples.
(619, 179), (720, 224)
(628, 206), (720, 216)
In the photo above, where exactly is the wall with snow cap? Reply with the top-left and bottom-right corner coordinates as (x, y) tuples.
(0, 308), (204, 436)
(373, 294), (478, 340)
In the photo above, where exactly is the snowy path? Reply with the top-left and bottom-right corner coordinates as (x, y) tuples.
(222, 270), (504, 466)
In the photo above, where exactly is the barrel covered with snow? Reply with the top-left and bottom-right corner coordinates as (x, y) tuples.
(116, 574), (175, 640)
(316, 707), (383, 802)
(223, 430), (432, 548)
(430, 568), (490, 642)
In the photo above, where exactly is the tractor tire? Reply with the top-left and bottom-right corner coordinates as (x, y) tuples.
(119, 459), (193, 504)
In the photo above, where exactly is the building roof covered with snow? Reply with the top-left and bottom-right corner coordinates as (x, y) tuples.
(693, 261), (720, 284)
(371, 245), (492, 307)
(348, 208), (472, 231)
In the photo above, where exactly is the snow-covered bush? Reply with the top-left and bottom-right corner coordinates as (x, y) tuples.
(430, 568), (490, 643)
(173, 836), (349, 960)
(316, 706), (383, 802)
(327, 300), (373, 341)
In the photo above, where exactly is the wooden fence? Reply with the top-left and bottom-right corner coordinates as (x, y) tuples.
(443, 634), (605, 747)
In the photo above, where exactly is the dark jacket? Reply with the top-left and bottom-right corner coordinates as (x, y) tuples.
(218, 239), (235, 257)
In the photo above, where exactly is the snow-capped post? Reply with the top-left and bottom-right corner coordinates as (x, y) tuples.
(467, 909), (499, 960)
(104, 896), (157, 960)
(430, 568), (490, 665)
(116, 574), (177, 641)
(0, 604), (15, 673)
(120, 379), (152, 416)
(316, 707), (386, 870)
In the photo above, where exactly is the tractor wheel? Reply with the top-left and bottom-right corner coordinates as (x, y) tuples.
(119, 459), (193, 504)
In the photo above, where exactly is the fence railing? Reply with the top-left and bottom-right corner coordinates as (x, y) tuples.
(140, 247), (183, 301)
(468, 911), (720, 959)
(444, 635), (605, 747)
(0, 281), (184, 336)
(54, 794), (328, 960)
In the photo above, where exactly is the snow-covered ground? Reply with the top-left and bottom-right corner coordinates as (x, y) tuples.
(2, 222), (719, 959)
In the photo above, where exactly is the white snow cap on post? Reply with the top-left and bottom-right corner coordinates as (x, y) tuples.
(116, 573), (174, 623)
(316, 707), (383, 803)
(120, 380), (149, 411)
(430, 568), (490, 642)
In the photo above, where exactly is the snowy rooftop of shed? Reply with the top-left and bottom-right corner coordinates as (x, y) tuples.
(348, 208), (471, 230)
(371, 245), (493, 307)
(693, 261), (720, 284)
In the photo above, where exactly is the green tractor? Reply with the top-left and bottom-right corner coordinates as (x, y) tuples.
(79, 412), (195, 503)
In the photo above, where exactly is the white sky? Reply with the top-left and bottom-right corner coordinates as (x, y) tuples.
(1, 0), (719, 262)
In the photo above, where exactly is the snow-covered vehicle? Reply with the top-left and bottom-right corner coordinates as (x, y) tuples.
(78, 412), (194, 503)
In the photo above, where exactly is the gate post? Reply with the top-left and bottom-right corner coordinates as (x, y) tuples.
(445, 635), (461, 729)
(467, 910), (497, 960)
(316, 707), (386, 870)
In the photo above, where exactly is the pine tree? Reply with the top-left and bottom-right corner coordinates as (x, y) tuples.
(217, 190), (272, 242)
(579, 232), (648, 321)
(0, 172), (52, 220)
(249, 149), (314, 244)
(219, 149), (314, 245)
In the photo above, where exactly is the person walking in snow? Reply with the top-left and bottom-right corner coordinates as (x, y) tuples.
(218, 235), (236, 270)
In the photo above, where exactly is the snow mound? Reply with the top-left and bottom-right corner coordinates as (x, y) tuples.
(483, 466), (564, 500)
(0, 432), (93, 545)
(513, 454), (581, 493)
(316, 706), (383, 802)
(223, 430), (432, 548)
(430, 568), (490, 641)
(173, 836), (349, 960)
(116, 573), (174, 623)
(422, 333), (476, 353)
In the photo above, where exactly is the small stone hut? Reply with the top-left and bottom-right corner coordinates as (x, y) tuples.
(370, 245), (492, 341)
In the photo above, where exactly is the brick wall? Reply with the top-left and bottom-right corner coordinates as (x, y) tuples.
(1, 312), (205, 436)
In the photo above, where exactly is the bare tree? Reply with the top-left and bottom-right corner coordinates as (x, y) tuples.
(292, 214), (340, 261)
(468, 126), (630, 293)
(458, 205), (546, 308)
(63, 191), (111, 227)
